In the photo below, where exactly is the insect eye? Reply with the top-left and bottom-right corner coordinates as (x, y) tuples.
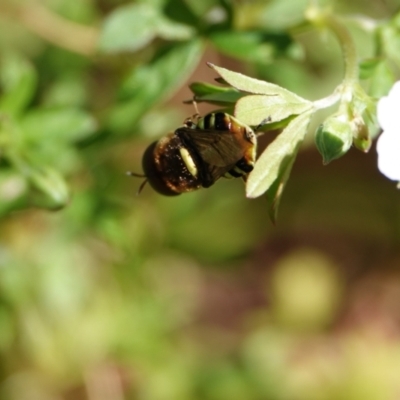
(141, 142), (180, 196)
(184, 118), (197, 129)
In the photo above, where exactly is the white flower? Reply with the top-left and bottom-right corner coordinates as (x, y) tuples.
(376, 81), (400, 182)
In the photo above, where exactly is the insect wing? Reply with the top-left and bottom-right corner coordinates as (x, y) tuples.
(175, 127), (245, 187)
(175, 128), (243, 167)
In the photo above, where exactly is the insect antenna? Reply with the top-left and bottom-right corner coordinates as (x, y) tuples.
(191, 98), (200, 116)
(183, 97), (201, 126)
(255, 116), (272, 137)
(188, 98), (201, 123)
(126, 171), (148, 195)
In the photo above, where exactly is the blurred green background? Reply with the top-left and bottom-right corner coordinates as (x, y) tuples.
(1, 0), (400, 399)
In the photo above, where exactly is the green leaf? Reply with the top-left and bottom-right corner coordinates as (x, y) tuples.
(98, 3), (194, 53)
(380, 21), (400, 68)
(209, 64), (309, 103)
(368, 60), (395, 98)
(20, 108), (97, 143)
(43, 75), (88, 108)
(163, 0), (199, 27)
(7, 151), (70, 210)
(30, 166), (70, 210)
(359, 58), (381, 80)
(107, 40), (204, 134)
(189, 82), (243, 104)
(359, 58), (394, 98)
(254, 0), (308, 30)
(98, 4), (159, 53)
(157, 16), (195, 41)
(236, 0), (308, 31)
(194, 92), (243, 105)
(182, 0), (220, 18)
(265, 147), (297, 223)
(190, 82), (236, 97)
(235, 94), (312, 126)
(0, 171), (28, 217)
(0, 54), (37, 117)
(210, 31), (274, 63)
(246, 110), (313, 198)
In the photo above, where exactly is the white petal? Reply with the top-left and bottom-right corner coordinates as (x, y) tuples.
(377, 130), (400, 181)
(377, 96), (392, 130)
(377, 81), (400, 131)
(389, 81), (400, 100)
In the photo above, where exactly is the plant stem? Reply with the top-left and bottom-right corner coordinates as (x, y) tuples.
(0, 1), (99, 56)
(306, 7), (359, 86)
(312, 88), (341, 110)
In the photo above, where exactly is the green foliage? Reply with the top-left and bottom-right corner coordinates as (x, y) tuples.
(1, 0), (400, 399)
(246, 110), (313, 212)
(98, 3), (194, 53)
(189, 81), (243, 105)
(107, 40), (203, 134)
(0, 52), (97, 210)
(0, 54), (37, 116)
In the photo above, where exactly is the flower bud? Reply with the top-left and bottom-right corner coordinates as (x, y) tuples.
(315, 114), (353, 164)
(351, 115), (372, 152)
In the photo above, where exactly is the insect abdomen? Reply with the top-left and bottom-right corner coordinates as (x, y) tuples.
(197, 113), (232, 131)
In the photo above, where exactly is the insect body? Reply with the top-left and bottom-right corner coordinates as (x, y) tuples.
(137, 112), (257, 196)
